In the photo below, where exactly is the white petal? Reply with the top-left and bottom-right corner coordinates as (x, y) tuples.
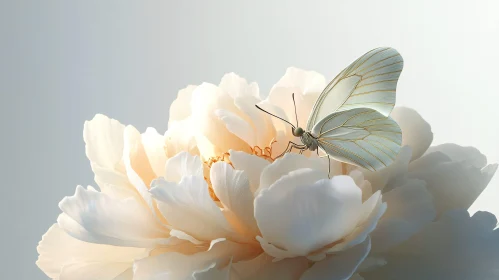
(370, 179), (436, 253)
(150, 176), (234, 241)
(164, 151), (203, 183)
(231, 253), (309, 280)
(211, 162), (259, 236)
(84, 114), (126, 172)
(271, 67), (326, 94)
(426, 143), (488, 168)
(215, 109), (256, 147)
(229, 150), (270, 193)
(141, 127), (167, 178)
(37, 224), (146, 280)
(390, 107), (433, 161)
(255, 170), (362, 258)
(133, 239), (258, 280)
(169, 85), (196, 124)
(58, 186), (169, 248)
(259, 153), (327, 193)
(300, 237), (371, 280)
(408, 156), (494, 215)
(219, 72), (260, 99)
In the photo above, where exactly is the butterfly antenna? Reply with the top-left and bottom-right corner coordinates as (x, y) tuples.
(255, 105), (296, 129)
(292, 93), (299, 128)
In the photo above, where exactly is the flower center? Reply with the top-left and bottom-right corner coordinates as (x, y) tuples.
(202, 140), (277, 201)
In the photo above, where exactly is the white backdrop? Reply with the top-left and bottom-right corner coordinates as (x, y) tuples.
(1, 1), (498, 279)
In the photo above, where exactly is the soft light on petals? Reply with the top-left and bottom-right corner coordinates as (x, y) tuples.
(259, 153), (327, 193)
(219, 72), (260, 99)
(210, 162), (259, 236)
(58, 186), (170, 248)
(164, 151), (203, 183)
(150, 176), (235, 241)
(215, 109), (256, 147)
(37, 224), (146, 280)
(255, 169), (362, 258)
(141, 127), (167, 178)
(133, 239), (259, 280)
(229, 150), (270, 193)
(300, 238), (371, 280)
(165, 119), (199, 158)
(231, 253), (309, 280)
(390, 107), (433, 161)
(169, 85), (196, 124)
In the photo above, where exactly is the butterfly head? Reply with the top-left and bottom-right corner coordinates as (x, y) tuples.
(292, 127), (304, 137)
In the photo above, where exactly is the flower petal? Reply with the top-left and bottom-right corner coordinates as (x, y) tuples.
(259, 153), (327, 193)
(426, 143), (488, 168)
(300, 237), (371, 280)
(37, 224), (146, 280)
(219, 72), (260, 99)
(370, 179), (436, 253)
(58, 186), (169, 248)
(363, 210), (499, 280)
(165, 119), (199, 158)
(150, 176), (234, 241)
(164, 151), (203, 183)
(390, 107), (433, 161)
(231, 253), (309, 280)
(133, 239), (259, 280)
(229, 150), (270, 193)
(255, 170), (362, 258)
(215, 109), (256, 147)
(169, 85), (196, 124)
(363, 146), (412, 192)
(141, 127), (167, 178)
(210, 162), (259, 236)
(408, 156), (494, 215)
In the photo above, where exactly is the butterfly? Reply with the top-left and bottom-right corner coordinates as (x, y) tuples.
(256, 47), (404, 175)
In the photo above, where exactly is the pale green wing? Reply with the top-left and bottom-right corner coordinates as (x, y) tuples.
(306, 47), (403, 131)
(312, 108), (402, 171)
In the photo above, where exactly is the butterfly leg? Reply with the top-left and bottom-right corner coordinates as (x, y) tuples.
(275, 141), (305, 159)
(327, 155), (331, 179)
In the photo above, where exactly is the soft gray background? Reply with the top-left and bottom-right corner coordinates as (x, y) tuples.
(1, 1), (498, 279)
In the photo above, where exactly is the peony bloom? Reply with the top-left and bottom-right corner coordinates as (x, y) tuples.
(37, 68), (498, 280)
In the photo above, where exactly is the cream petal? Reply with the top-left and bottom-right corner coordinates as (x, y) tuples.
(169, 85), (197, 124)
(83, 115), (135, 196)
(164, 151), (203, 183)
(229, 150), (270, 193)
(133, 239), (259, 280)
(231, 253), (309, 280)
(390, 107), (433, 161)
(58, 186), (170, 248)
(300, 238), (371, 280)
(215, 109), (256, 147)
(255, 170), (362, 258)
(219, 72), (260, 99)
(426, 143), (488, 168)
(370, 179), (435, 253)
(150, 176), (234, 241)
(210, 162), (259, 236)
(259, 153), (327, 193)
(165, 119), (199, 158)
(233, 95), (276, 148)
(84, 114), (126, 173)
(191, 83), (250, 159)
(37, 224), (146, 280)
(141, 127), (167, 178)
(271, 67), (326, 94)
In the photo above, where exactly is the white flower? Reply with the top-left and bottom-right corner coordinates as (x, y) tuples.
(37, 68), (498, 280)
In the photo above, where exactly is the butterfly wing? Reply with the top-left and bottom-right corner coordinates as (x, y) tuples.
(312, 108), (402, 171)
(306, 47), (403, 131)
